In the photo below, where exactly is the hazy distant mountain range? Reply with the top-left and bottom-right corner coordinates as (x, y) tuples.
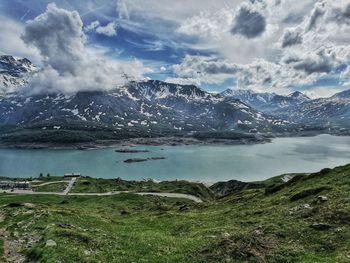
(221, 88), (350, 124)
(0, 54), (349, 139)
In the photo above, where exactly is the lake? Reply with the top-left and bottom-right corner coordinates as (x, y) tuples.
(0, 134), (349, 182)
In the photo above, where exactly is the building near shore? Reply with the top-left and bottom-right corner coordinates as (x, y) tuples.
(64, 173), (81, 178)
(0, 181), (31, 190)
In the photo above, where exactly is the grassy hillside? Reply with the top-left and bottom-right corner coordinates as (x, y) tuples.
(0, 164), (349, 262)
(71, 177), (214, 201)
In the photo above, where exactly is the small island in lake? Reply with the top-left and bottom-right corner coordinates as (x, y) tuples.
(115, 149), (150, 153)
(124, 157), (166, 163)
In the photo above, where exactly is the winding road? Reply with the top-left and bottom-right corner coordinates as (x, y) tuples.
(2, 178), (203, 203)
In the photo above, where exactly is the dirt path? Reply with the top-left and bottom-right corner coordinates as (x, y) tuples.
(32, 180), (71, 187)
(3, 189), (203, 203)
(62, 177), (77, 195)
(3, 177), (203, 202)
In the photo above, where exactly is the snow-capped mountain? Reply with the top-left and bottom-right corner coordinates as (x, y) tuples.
(226, 88), (350, 124)
(0, 55), (36, 94)
(0, 80), (280, 132)
(221, 89), (311, 113)
(331, 89), (350, 100)
(288, 91), (310, 102)
(282, 90), (350, 123)
(220, 89), (276, 110)
(0, 54), (348, 134)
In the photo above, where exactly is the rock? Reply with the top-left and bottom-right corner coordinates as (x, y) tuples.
(23, 203), (35, 208)
(288, 204), (311, 215)
(58, 223), (74, 229)
(317, 196), (328, 202)
(45, 239), (57, 247)
(310, 223), (331, 230)
(178, 204), (189, 211)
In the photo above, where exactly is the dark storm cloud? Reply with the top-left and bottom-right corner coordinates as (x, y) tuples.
(231, 5), (266, 39)
(281, 29), (303, 48)
(290, 51), (335, 74)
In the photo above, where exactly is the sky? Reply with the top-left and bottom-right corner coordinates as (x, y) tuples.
(0, 0), (350, 97)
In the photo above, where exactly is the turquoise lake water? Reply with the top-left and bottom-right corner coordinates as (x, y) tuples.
(0, 134), (349, 182)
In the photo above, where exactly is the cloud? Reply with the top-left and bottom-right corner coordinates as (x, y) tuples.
(85, 20), (118, 37)
(169, 54), (327, 94)
(116, 0), (130, 20)
(304, 86), (346, 99)
(177, 9), (233, 40)
(171, 0), (350, 96)
(85, 20), (100, 31)
(164, 77), (201, 86)
(21, 3), (150, 94)
(280, 28), (302, 47)
(231, 4), (266, 39)
(286, 48), (336, 74)
(306, 2), (326, 31)
(0, 16), (40, 63)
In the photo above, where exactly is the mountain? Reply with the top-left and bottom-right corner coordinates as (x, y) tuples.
(0, 55), (36, 94)
(288, 91), (310, 101)
(0, 54), (348, 138)
(220, 89), (310, 113)
(283, 91), (350, 124)
(0, 80), (280, 134)
(331, 89), (350, 100)
(220, 89), (276, 110)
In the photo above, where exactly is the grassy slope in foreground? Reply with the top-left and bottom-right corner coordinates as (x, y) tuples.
(0, 164), (349, 262)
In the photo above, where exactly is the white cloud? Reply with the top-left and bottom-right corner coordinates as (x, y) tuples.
(85, 20), (100, 31)
(21, 3), (150, 94)
(171, 0), (350, 95)
(85, 20), (118, 37)
(0, 16), (40, 63)
(304, 86), (347, 99)
(170, 54), (326, 94)
(96, 22), (118, 37)
(177, 9), (233, 40)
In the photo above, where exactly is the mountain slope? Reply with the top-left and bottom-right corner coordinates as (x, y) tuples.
(221, 89), (310, 113)
(0, 80), (280, 134)
(221, 88), (350, 125)
(0, 55), (36, 94)
(220, 89), (276, 110)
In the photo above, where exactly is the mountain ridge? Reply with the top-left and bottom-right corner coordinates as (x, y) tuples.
(0, 54), (349, 140)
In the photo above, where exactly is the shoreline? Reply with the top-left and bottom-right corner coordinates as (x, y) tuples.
(0, 131), (348, 150)
(0, 135), (272, 150)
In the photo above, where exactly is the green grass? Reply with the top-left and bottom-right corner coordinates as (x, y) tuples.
(33, 182), (68, 192)
(0, 239), (3, 260)
(71, 177), (214, 200)
(0, 164), (349, 262)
